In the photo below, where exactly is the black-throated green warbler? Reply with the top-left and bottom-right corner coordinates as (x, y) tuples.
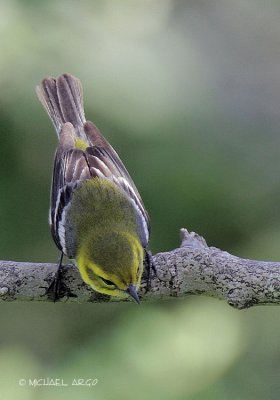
(36, 73), (150, 303)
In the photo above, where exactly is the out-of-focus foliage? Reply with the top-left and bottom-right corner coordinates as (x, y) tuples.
(1, 1), (280, 399)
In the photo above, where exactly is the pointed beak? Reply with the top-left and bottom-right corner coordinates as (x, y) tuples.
(127, 285), (141, 304)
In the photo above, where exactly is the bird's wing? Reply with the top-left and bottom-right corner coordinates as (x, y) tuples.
(84, 122), (150, 246)
(50, 143), (91, 252)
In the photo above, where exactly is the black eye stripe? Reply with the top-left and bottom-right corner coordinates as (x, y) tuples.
(86, 268), (116, 288)
(101, 277), (115, 286)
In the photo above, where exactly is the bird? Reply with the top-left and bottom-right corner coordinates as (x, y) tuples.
(36, 73), (150, 304)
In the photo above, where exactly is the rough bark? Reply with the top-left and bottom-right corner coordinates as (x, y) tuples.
(1, 229), (280, 309)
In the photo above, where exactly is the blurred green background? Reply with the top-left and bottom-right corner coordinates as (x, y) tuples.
(1, 0), (280, 399)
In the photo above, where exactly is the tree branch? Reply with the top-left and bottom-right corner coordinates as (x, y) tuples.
(1, 228), (280, 308)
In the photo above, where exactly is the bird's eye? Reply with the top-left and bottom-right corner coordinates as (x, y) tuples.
(100, 277), (115, 287)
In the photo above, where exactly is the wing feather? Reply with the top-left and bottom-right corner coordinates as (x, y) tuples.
(84, 140), (150, 245)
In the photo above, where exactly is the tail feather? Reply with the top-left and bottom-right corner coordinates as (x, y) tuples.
(36, 73), (86, 137)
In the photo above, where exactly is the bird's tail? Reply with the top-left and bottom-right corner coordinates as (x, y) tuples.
(36, 73), (86, 137)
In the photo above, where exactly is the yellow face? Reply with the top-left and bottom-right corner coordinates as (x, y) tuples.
(76, 232), (144, 299)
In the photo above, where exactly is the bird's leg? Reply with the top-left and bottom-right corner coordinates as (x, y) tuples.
(144, 248), (156, 292)
(46, 252), (64, 302)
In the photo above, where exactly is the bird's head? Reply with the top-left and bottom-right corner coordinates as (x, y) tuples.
(76, 231), (144, 303)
